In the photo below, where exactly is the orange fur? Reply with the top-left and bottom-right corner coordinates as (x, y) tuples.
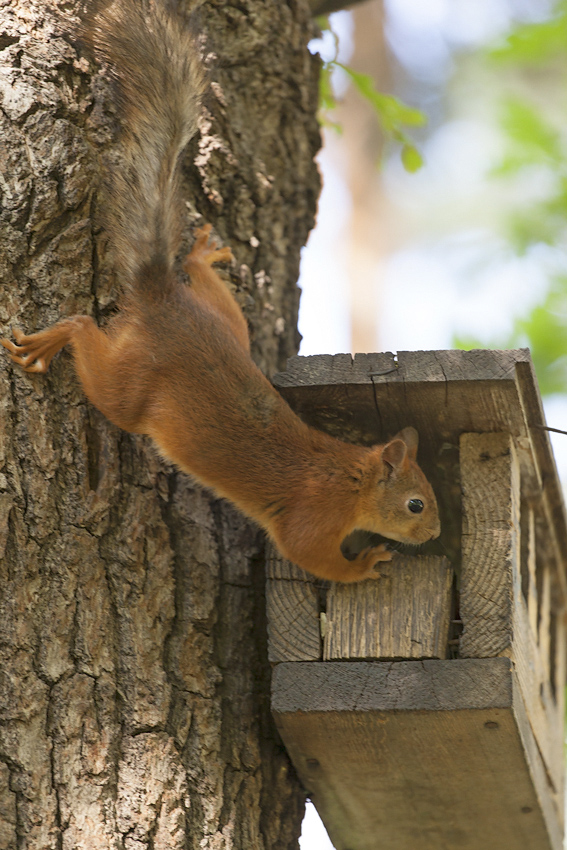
(2, 227), (440, 581)
(1, 1), (440, 582)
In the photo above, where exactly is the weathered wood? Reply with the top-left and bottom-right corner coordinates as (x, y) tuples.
(527, 507), (539, 636)
(323, 555), (452, 660)
(268, 349), (567, 850)
(458, 433), (566, 812)
(272, 657), (514, 714)
(509, 508), (565, 812)
(272, 658), (561, 850)
(514, 359), (567, 602)
(273, 349), (567, 602)
(273, 349), (533, 454)
(265, 544), (321, 662)
(459, 432), (520, 657)
(553, 613), (566, 758)
(275, 349), (531, 391)
(511, 580), (564, 811)
(539, 564), (552, 682)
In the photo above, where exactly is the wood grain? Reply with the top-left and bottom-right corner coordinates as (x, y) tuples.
(269, 349), (567, 850)
(526, 507), (539, 636)
(265, 544), (322, 662)
(323, 555), (452, 660)
(510, 582), (563, 809)
(272, 657), (514, 714)
(272, 659), (561, 850)
(459, 432), (520, 657)
(539, 564), (552, 682)
(273, 349), (567, 595)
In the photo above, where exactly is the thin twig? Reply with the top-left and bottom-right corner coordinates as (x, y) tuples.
(532, 424), (567, 436)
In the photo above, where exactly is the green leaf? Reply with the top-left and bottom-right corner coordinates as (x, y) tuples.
(455, 5), (567, 398)
(489, 4), (567, 65)
(506, 204), (566, 253)
(315, 14), (330, 30)
(331, 64), (426, 167)
(338, 65), (426, 131)
(401, 144), (423, 173)
(455, 277), (567, 397)
(498, 98), (563, 166)
(318, 62), (343, 133)
(312, 24), (426, 170)
(319, 63), (337, 114)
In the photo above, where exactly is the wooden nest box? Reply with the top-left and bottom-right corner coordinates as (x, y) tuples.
(267, 349), (567, 850)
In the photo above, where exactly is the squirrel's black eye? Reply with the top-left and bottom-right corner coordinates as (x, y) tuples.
(408, 498), (424, 514)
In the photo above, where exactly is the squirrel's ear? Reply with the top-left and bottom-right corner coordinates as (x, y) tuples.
(382, 438), (408, 476)
(392, 426), (418, 461)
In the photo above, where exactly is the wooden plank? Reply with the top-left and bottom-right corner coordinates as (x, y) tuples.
(527, 508), (539, 636)
(554, 614), (566, 719)
(272, 349), (567, 608)
(514, 359), (567, 601)
(459, 432), (520, 657)
(274, 349), (531, 389)
(265, 544), (321, 662)
(553, 614), (566, 820)
(509, 672), (564, 850)
(511, 583), (563, 807)
(273, 352), (397, 388)
(266, 349), (567, 849)
(539, 565), (552, 683)
(272, 657), (514, 714)
(273, 350), (533, 450)
(273, 353), (531, 454)
(272, 659), (561, 850)
(272, 349), (544, 577)
(323, 555), (452, 660)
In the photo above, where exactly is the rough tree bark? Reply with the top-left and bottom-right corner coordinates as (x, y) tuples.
(0, 0), (320, 847)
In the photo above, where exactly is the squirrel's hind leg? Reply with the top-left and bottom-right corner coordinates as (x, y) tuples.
(183, 225), (250, 351)
(2, 320), (81, 373)
(2, 317), (148, 433)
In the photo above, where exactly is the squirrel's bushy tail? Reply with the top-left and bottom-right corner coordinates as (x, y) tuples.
(87, 0), (205, 291)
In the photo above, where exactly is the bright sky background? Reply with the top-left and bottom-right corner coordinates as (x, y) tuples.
(297, 0), (565, 846)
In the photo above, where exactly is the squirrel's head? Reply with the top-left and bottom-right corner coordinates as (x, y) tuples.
(357, 426), (441, 545)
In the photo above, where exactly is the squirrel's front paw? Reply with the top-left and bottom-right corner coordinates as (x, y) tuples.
(185, 223), (234, 269)
(356, 543), (393, 579)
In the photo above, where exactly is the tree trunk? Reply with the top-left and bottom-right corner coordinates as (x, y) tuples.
(0, 1), (320, 847)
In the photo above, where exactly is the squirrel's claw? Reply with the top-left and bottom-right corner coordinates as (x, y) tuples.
(1, 329), (53, 373)
(185, 225), (234, 270)
(354, 543), (393, 580)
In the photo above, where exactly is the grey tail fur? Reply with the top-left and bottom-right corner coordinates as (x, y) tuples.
(87, 0), (206, 294)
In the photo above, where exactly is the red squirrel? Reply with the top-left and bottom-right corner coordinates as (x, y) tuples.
(1, 0), (440, 582)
